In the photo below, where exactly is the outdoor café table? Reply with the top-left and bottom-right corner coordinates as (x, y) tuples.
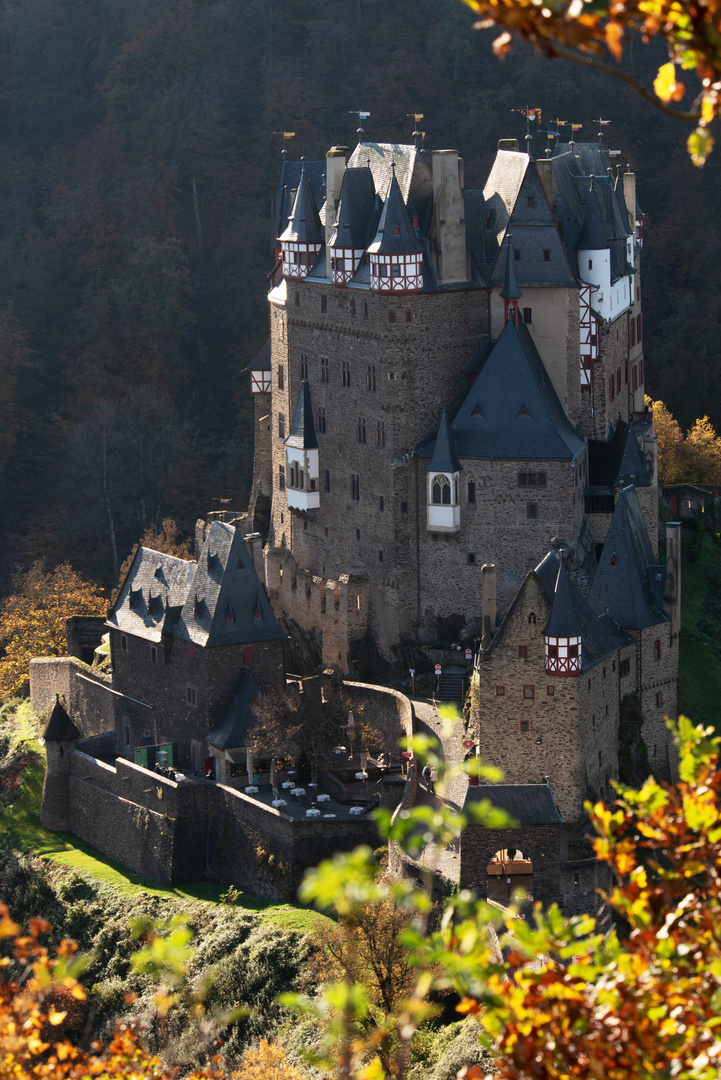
(323, 814), (336, 819)
(306, 808), (321, 817)
(281, 781), (294, 789)
(245, 786), (259, 794)
(317, 793), (331, 803)
(291, 787), (305, 799)
(349, 806), (364, 815)
(355, 771), (368, 780)
(272, 799), (287, 808)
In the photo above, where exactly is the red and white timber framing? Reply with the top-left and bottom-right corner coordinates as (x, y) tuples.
(282, 241), (322, 279)
(370, 252), (423, 294)
(330, 248), (366, 286)
(579, 284), (598, 388)
(545, 635), (582, 676)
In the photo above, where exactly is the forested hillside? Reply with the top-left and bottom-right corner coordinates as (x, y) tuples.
(0, 0), (716, 589)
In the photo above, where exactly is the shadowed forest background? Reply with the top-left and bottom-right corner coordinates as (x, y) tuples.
(0, 0), (716, 591)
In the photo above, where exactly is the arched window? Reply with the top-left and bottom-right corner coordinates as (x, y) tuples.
(528, 612), (536, 625)
(467, 477), (476, 503)
(432, 475), (451, 505)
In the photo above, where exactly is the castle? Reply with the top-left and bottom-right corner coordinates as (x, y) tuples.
(35, 123), (680, 912)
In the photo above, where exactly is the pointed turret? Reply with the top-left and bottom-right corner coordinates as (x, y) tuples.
(368, 167), (424, 294)
(278, 161), (324, 279)
(426, 411), (460, 533)
(542, 561), (583, 676)
(285, 381), (320, 511)
(328, 167), (377, 286)
(500, 234), (521, 325)
(40, 696), (81, 833)
(578, 182), (607, 251)
(44, 695), (82, 742)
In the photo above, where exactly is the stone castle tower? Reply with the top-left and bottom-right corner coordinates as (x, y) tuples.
(247, 130), (656, 671)
(39, 696), (81, 832)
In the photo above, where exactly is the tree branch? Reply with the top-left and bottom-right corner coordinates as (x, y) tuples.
(548, 46), (702, 121)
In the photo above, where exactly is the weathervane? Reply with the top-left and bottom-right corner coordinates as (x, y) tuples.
(512, 107), (542, 157)
(273, 131), (296, 157)
(593, 118), (611, 142)
(568, 122), (583, 149)
(350, 109), (370, 145)
(407, 112), (425, 148)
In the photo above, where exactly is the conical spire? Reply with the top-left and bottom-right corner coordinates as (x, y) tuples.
(578, 181), (607, 250)
(426, 410), (459, 474)
(285, 380), (318, 450)
(278, 160), (323, 244)
(500, 233), (521, 299)
(43, 695), (81, 742)
(542, 560), (582, 638)
(367, 167), (423, 255)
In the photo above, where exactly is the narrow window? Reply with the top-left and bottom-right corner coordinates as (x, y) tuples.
(620, 657), (630, 676)
(375, 420), (385, 447)
(279, 465), (285, 490)
(543, 249), (550, 261)
(278, 413), (285, 439)
(363, 302), (368, 318)
(243, 646), (253, 663)
(654, 639), (661, 660)
(351, 474), (360, 501)
(520, 719), (530, 732)
(527, 502), (538, 519)
(405, 310), (413, 323)
(656, 690), (664, 706)
(189, 644), (195, 659)
(518, 645), (528, 659)
(467, 552), (476, 565)
(320, 356), (329, 383)
(637, 313), (642, 341)
(527, 196), (535, 208)
(523, 308), (532, 324)
(255, 608), (262, 620)
(342, 360), (351, 387)
(514, 249), (521, 261)
(121, 635), (128, 652)
(547, 685), (554, 696)
(528, 612), (536, 624)
(277, 365), (284, 390)
(496, 685), (505, 696)
(300, 354), (308, 380)
(150, 645), (157, 663)
(468, 479), (476, 503)
(324, 469), (331, 493)
(378, 550), (383, 562)
(388, 310), (397, 324)
(187, 685), (197, 707)
(400, 501), (408, 514)
(317, 407), (326, 434)
(356, 528), (361, 540)
(379, 495), (385, 512)
(523, 684), (535, 700)
(367, 364), (376, 391)
(350, 299), (356, 317)
(124, 725), (131, 747)
(588, 258), (593, 269)
(321, 295), (327, 313)
(357, 416), (366, 443)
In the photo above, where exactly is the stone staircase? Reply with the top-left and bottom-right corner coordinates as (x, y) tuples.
(436, 666), (467, 704)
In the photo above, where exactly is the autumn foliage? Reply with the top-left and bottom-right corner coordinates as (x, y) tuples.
(0, 562), (106, 700)
(651, 398), (721, 485)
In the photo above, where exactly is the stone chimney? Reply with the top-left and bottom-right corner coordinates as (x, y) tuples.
(536, 158), (554, 208)
(480, 564), (496, 653)
(663, 522), (682, 640)
(622, 170), (637, 224)
(244, 532), (265, 582)
(325, 147), (348, 275)
(431, 149), (468, 283)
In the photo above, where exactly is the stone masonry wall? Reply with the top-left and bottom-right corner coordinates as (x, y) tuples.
(460, 823), (562, 907)
(30, 657), (116, 737)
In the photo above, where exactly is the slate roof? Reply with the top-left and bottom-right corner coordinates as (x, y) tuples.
(483, 149), (528, 250)
(426, 411), (460, 473)
(418, 320), (586, 462)
(588, 421), (651, 488)
(578, 184), (607, 250)
(486, 154), (577, 287)
(535, 550), (633, 669)
(175, 522), (286, 648)
(347, 142), (434, 236)
(241, 339), (270, 373)
(44, 697), (81, 742)
(588, 487), (669, 630)
(278, 163), (324, 244)
(462, 188), (489, 280)
(464, 783), (562, 824)
(500, 234), (521, 299)
(274, 158), (325, 255)
(206, 670), (260, 750)
(328, 167), (378, 249)
(367, 169), (424, 255)
(108, 548), (195, 643)
(286, 380), (318, 450)
(542, 560), (583, 638)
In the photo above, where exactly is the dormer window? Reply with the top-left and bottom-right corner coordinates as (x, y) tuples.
(254, 608), (262, 621)
(226, 603), (235, 624)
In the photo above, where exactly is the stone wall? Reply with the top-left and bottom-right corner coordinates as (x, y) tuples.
(460, 822), (562, 907)
(30, 657), (115, 737)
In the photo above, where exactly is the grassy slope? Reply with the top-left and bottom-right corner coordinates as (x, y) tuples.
(678, 524), (721, 731)
(0, 702), (329, 933)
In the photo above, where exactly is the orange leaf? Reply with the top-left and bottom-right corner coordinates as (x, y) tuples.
(492, 31), (513, 58)
(605, 21), (624, 60)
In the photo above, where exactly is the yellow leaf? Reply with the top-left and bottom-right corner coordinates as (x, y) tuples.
(702, 95), (715, 124)
(654, 62), (678, 102)
(688, 126), (714, 166)
(605, 21), (624, 60)
(48, 1009), (67, 1026)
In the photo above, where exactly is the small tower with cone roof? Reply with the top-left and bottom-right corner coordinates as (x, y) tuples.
(426, 410), (461, 533)
(500, 233), (521, 326)
(543, 560), (583, 676)
(367, 165), (424, 294)
(278, 160), (324, 280)
(285, 380), (320, 512)
(40, 695), (81, 832)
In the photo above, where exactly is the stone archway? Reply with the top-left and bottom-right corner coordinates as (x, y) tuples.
(486, 846), (534, 904)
